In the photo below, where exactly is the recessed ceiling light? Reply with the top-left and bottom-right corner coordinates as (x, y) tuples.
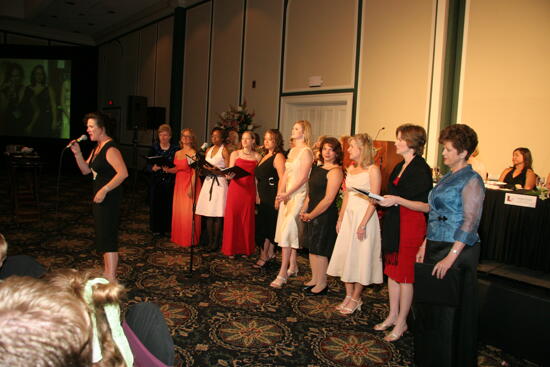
(65, 1), (76, 5)
(108, 10), (116, 14)
(73, 30), (80, 33)
(50, 15), (58, 18)
(78, 13), (85, 16)
(88, 23), (95, 26)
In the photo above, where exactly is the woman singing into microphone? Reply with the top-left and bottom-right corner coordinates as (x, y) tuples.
(70, 112), (128, 281)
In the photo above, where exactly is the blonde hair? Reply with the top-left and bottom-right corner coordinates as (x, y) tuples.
(180, 128), (197, 150)
(157, 123), (172, 136)
(350, 133), (374, 168)
(0, 233), (6, 263)
(295, 120), (312, 146)
(0, 276), (93, 366)
(241, 130), (256, 150)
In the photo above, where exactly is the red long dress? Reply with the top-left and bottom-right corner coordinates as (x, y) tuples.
(384, 177), (426, 283)
(221, 158), (257, 256)
(171, 156), (201, 247)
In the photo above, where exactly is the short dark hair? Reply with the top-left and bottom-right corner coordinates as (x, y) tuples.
(396, 124), (426, 155)
(438, 124), (478, 160)
(83, 112), (116, 138)
(514, 147), (533, 170)
(318, 137), (343, 166)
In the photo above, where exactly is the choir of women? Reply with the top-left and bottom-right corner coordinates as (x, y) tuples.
(147, 124), (178, 236)
(195, 127), (230, 252)
(167, 129), (202, 247)
(270, 121), (314, 288)
(221, 131), (261, 257)
(327, 134), (383, 314)
(144, 118), (492, 362)
(375, 124), (432, 342)
(301, 137), (344, 295)
(254, 129), (286, 268)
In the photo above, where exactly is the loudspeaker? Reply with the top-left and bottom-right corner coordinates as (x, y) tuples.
(127, 96), (147, 130)
(147, 107), (166, 130)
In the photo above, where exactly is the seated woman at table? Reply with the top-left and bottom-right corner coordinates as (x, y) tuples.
(380, 123), (484, 366)
(499, 147), (536, 190)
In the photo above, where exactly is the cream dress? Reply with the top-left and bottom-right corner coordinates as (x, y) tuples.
(195, 145), (228, 217)
(327, 168), (383, 285)
(274, 147), (312, 248)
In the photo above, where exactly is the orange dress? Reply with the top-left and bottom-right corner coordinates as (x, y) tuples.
(171, 156), (201, 247)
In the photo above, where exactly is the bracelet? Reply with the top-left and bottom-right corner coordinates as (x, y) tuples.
(451, 249), (458, 254)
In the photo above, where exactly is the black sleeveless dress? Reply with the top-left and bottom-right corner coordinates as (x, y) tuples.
(90, 140), (123, 253)
(303, 165), (339, 258)
(503, 167), (528, 188)
(255, 154), (279, 246)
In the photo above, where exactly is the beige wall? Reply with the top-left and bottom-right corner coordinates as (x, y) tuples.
(182, 2), (212, 143)
(460, 0), (550, 178)
(208, 0), (244, 140)
(242, 0), (284, 137)
(284, 0), (358, 92)
(357, 0), (436, 141)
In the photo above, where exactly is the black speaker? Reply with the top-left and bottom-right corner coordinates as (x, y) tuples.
(127, 96), (147, 130)
(147, 107), (166, 130)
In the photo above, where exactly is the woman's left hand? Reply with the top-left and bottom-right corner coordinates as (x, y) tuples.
(301, 212), (312, 222)
(356, 224), (367, 240)
(93, 188), (107, 203)
(276, 192), (288, 203)
(432, 255), (456, 279)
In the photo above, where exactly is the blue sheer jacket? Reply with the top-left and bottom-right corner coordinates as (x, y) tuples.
(427, 165), (485, 246)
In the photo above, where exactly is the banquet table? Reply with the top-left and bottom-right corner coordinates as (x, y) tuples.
(479, 188), (550, 273)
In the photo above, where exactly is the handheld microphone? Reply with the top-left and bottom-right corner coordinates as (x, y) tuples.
(65, 135), (88, 148)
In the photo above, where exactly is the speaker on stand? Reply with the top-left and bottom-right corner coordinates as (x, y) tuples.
(127, 96), (148, 212)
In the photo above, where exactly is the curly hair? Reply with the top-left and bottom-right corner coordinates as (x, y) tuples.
(350, 133), (374, 168)
(318, 137), (343, 166)
(396, 124), (426, 156)
(438, 124), (478, 160)
(47, 268), (126, 367)
(264, 129), (284, 155)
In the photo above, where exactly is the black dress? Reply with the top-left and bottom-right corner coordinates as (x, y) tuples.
(147, 143), (178, 234)
(90, 140), (123, 253)
(255, 154), (279, 246)
(302, 165), (339, 258)
(503, 167), (527, 188)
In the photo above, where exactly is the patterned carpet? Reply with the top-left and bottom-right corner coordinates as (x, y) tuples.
(0, 170), (539, 367)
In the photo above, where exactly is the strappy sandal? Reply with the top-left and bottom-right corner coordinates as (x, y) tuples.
(269, 275), (287, 289)
(339, 298), (362, 315)
(335, 296), (352, 311)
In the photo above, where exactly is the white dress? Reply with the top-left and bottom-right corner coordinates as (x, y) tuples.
(195, 145), (228, 217)
(274, 147), (312, 249)
(327, 168), (383, 286)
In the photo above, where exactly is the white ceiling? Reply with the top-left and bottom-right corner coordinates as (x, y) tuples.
(0, 0), (202, 45)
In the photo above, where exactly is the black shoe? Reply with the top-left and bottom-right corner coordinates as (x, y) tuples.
(302, 285), (315, 292)
(307, 286), (328, 296)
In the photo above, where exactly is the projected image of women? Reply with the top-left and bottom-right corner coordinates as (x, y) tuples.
(25, 65), (58, 137)
(0, 63), (26, 136)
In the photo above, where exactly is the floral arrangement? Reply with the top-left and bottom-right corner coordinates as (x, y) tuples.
(217, 101), (258, 133)
(538, 186), (549, 201)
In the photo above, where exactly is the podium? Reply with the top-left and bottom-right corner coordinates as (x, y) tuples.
(373, 140), (402, 194)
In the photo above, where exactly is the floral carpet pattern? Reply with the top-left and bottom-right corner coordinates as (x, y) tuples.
(0, 172), (539, 367)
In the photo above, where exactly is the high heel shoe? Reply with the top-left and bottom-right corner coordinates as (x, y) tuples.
(302, 285), (315, 291)
(253, 253), (276, 269)
(339, 298), (362, 315)
(269, 275), (287, 289)
(374, 321), (395, 331)
(307, 285), (328, 296)
(287, 268), (299, 277)
(335, 296), (352, 311)
(384, 325), (408, 342)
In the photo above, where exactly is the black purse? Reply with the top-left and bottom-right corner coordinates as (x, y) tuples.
(414, 262), (464, 307)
